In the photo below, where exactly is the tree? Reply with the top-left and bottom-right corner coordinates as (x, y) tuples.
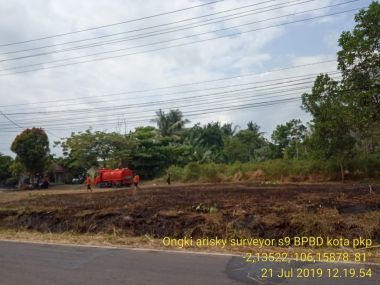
(221, 123), (240, 137)
(182, 122), (228, 163)
(272, 119), (307, 159)
(151, 109), (189, 137)
(108, 133), (138, 168)
(287, 120), (307, 159)
(11, 128), (50, 182)
(0, 153), (13, 184)
(129, 126), (187, 178)
(302, 75), (355, 181)
(223, 137), (250, 162)
(247, 121), (261, 133)
(199, 122), (225, 151)
(299, 2), (380, 180)
(271, 124), (290, 157)
(57, 129), (99, 173)
(337, 2), (380, 154)
(57, 130), (137, 173)
(235, 122), (266, 161)
(182, 129), (211, 163)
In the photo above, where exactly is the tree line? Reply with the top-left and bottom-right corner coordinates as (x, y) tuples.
(0, 2), (379, 185)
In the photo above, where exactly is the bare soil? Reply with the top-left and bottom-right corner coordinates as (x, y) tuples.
(0, 183), (379, 243)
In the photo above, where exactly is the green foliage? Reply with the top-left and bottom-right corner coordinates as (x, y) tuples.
(168, 160), (344, 183)
(347, 153), (380, 178)
(302, 75), (356, 180)
(57, 130), (137, 175)
(223, 137), (250, 162)
(272, 119), (307, 158)
(234, 123), (267, 161)
(302, 75), (355, 155)
(195, 122), (225, 151)
(11, 128), (50, 178)
(221, 123), (240, 137)
(129, 127), (170, 178)
(57, 125), (193, 179)
(151, 109), (189, 137)
(337, 2), (380, 154)
(8, 160), (24, 177)
(0, 153), (13, 184)
(56, 129), (98, 173)
(182, 122), (225, 163)
(183, 162), (202, 182)
(299, 3), (380, 179)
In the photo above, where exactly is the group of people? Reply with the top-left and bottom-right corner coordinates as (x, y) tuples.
(85, 172), (171, 192)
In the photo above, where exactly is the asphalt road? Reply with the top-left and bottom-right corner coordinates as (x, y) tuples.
(0, 241), (379, 285)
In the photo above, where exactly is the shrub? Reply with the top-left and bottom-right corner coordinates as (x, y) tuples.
(183, 162), (202, 182)
(163, 159), (351, 183)
(167, 165), (184, 181)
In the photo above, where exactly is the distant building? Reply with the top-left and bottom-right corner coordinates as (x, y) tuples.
(51, 163), (68, 184)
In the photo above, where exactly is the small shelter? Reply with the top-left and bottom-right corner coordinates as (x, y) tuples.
(51, 163), (67, 184)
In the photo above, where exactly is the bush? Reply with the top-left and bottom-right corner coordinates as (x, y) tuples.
(167, 165), (184, 181)
(183, 162), (202, 182)
(347, 154), (380, 178)
(164, 159), (352, 183)
(199, 163), (224, 182)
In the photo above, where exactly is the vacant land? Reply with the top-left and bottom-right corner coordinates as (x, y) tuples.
(0, 183), (379, 245)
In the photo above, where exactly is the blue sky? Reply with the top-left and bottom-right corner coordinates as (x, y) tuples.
(0, 0), (374, 156)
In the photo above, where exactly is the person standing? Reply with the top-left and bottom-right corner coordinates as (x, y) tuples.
(133, 174), (140, 190)
(86, 176), (92, 192)
(166, 172), (171, 185)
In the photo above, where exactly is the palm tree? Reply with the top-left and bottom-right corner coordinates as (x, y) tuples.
(221, 123), (240, 137)
(151, 109), (190, 137)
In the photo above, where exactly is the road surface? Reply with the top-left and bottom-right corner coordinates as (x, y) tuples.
(0, 241), (379, 284)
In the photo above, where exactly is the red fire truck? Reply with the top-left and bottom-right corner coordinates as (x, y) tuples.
(94, 168), (133, 188)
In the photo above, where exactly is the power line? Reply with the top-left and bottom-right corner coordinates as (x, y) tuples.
(0, 0), (287, 55)
(0, 110), (23, 129)
(0, 59), (337, 108)
(0, 70), (340, 113)
(4, 75), (360, 133)
(0, 90), (312, 130)
(0, 87), (313, 126)
(0, 71), (338, 133)
(0, 0), (327, 60)
(0, 80), (335, 132)
(0, 74), (343, 128)
(1, 5), (358, 70)
(0, 0), (225, 47)
(0, 7), (361, 76)
(3, 82), (359, 131)
(0, 97), (302, 132)
(0, 110), (61, 139)
(1, 74), (339, 116)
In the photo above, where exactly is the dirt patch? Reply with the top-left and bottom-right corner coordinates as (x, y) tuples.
(0, 183), (379, 242)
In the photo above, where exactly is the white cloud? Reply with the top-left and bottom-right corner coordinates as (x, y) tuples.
(0, 0), (359, 156)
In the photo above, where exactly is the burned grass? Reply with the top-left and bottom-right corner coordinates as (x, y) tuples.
(0, 183), (379, 243)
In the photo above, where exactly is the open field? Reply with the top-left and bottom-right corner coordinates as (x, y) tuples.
(0, 183), (379, 243)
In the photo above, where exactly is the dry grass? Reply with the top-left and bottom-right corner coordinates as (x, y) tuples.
(0, 185), (128, 203)
(0, 228), (161, 248)
(1, 183), (379, 264)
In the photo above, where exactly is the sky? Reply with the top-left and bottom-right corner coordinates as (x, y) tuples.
(0, 0), (372, 156)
